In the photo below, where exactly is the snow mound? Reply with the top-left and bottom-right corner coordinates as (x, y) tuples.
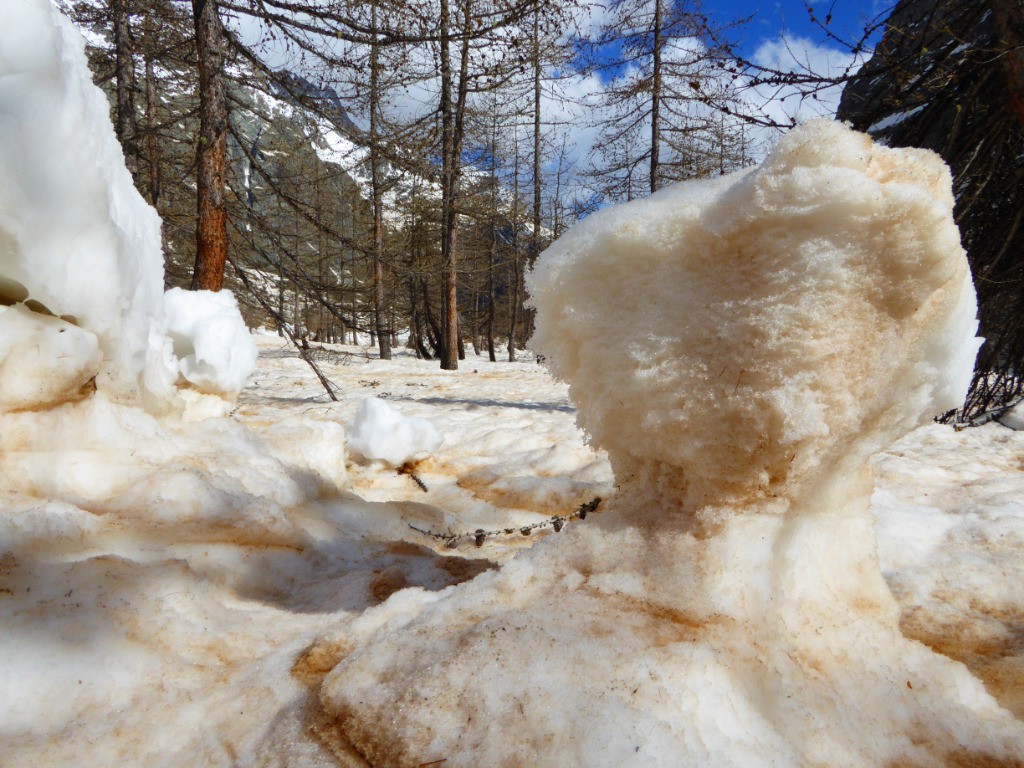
(314, 121), (1024, 767)
(163, 287), (257, 398)
(0, 0), (173, 408)
(0, 0), (255, 413)
(346, 397), (444, 467)
(530, 118), (981, 515)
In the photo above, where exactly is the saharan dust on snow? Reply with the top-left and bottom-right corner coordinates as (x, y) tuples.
(2, 2), (1024, 766)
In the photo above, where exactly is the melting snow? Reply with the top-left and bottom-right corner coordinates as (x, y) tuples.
(1, 3), (1022, 767)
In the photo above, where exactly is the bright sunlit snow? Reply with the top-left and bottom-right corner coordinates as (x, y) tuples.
(315, 120), (1022, 767)
(0, 0), (253, 413)
(163, 287), (258, 399)
(1, 3), (1023, 768)
(346, 397), (445, 468)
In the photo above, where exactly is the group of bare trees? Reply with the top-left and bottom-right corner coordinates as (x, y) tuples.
(71, 0), (758, 370)
(70, 0), (1024, 419)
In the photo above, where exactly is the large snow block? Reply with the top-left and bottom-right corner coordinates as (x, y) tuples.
(312, 122), (1024, 768)
(0, 0), (174, 407)
(529, 118), (981, 518)
(164, 288), (257, 398)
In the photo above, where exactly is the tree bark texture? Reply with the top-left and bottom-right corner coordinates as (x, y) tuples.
(369, 0), (392, 359)
(649, 0), (662, 194)
(190, 0), (229, 292)
(991, 0), (1024, 125)
(113, 0), (139, 181)
(438, 0), (472, 370)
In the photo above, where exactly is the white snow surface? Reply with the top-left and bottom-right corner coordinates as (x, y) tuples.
(2, 6), (1024, 765)
(2, 338), (1024, 766)
(0, 0), (172, 407)
(346, 396), (444, 468)
(163, 287), (258, 398)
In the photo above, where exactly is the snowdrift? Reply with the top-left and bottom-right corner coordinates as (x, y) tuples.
(2, 2), (1023, 766)
(312, 122), (1024, 766)
(0, 0), (254, 410)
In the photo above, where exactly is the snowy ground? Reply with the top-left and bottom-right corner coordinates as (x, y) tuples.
(0, 335), (612, 766)
(3, 10), (1022, 761)
(2, 334), (1021, 766)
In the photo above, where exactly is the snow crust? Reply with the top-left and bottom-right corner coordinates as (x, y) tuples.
(0, 303), (100, 410)
(346, 397), (444, 467)
(313, 121), (1024, 767)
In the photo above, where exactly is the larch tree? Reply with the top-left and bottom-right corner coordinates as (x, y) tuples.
(190, 0), (229, 291)
(584, 0), (741, 202)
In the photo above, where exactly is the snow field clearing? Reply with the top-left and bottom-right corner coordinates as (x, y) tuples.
(1, 331), (1022, 766)
(0, 335), (611, 766)
(2, 6), (1023, 762)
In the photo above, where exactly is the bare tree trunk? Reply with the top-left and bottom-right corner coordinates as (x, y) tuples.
(369, 0), (391, 359)
(508, 137), (521, 363)
(438, 0), (472, 369)
(143, 53), (160, 206)
(650, 0), (663, 194)
(532, 3), (543, 263)
(487, 228), (497, 362)
(471, 292), (481, 355)
(113, 0), (138, 182)
(487, 108), (498, 363)
(408, 276), (431, 359)
(438, 0), (458, 369)
(190, 0), (229, 292)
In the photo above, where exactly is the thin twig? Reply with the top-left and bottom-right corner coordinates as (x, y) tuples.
(228, 256), (340, 401)
(409, 498), (601, 549)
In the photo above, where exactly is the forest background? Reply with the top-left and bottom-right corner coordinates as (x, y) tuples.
(66, 0), (1023, 420)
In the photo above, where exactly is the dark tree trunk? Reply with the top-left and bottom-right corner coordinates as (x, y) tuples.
(421, 278), (443, 359)
(532, 4), (543, 267)
(143, 53), (160, 206)
(113, 0), (138, 181)
(487, 232), (497, 362)
(190, 0), (229, 292)
(508, 140), (521, 363)
(649, 0), (662, 194)
(438, 0), (472, 370)
(438, 0), (457, 369)
(369, 0), (391, 359)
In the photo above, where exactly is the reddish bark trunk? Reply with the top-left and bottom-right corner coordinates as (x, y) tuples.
(190, 0), (229, 292)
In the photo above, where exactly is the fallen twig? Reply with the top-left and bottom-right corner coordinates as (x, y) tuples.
(399, 462), (429, 492)
(409, 498), (601, 549)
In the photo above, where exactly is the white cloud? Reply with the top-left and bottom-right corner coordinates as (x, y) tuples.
(741, 34), (869, 133)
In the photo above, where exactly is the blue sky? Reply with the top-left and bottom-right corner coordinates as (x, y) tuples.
(707, 0), (891, 60)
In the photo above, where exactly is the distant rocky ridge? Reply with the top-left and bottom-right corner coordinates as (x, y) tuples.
(270, 70), (360, 137)
(838, 0), (1024, 421)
